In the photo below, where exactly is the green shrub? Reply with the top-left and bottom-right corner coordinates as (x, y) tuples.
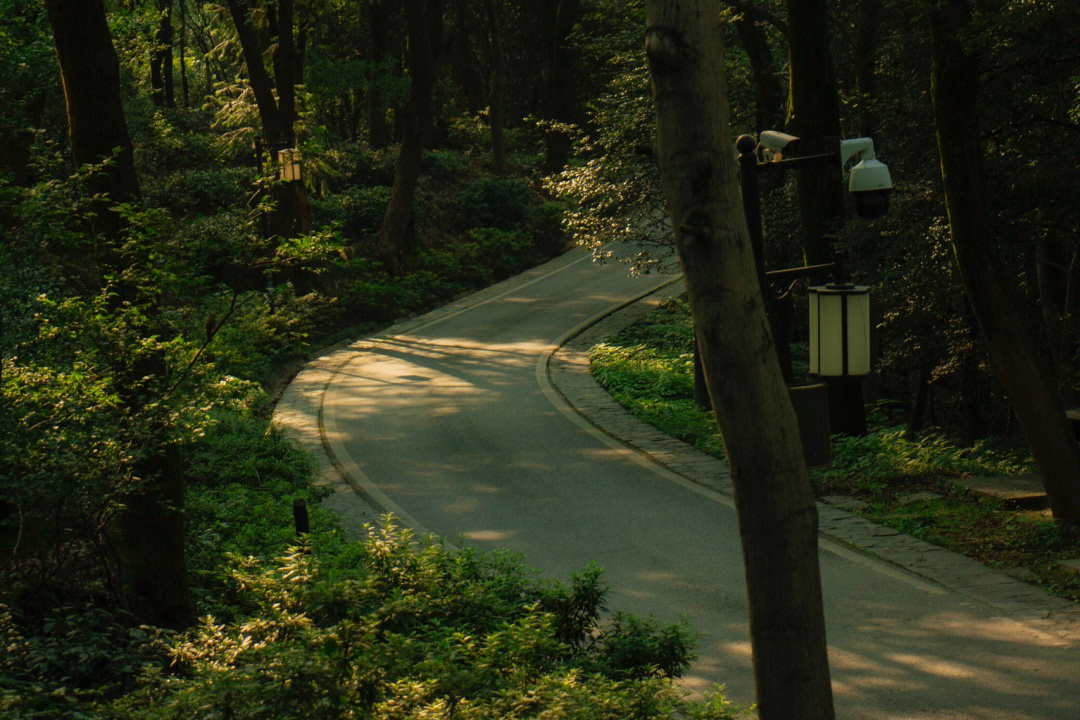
(105, 522), (727, 720)
(313, 185), (391, 241)
(335, 146), (399, 188)
(469, 227), (531, 278)
(144, 167), (251, 215)
(420, 149), (467, 180)
(526, 199), (569, 255)
(458, 176), (530, 230)
(0, 603), (169, 719)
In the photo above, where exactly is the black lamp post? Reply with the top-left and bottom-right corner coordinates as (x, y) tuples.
(693, 131), (879, 444)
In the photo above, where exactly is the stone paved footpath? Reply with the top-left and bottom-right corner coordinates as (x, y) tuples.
(274, 253), (1080, 646)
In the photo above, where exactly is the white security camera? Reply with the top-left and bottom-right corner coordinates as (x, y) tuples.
(758, 130), (800, 160)
(841, 138), (892, 219)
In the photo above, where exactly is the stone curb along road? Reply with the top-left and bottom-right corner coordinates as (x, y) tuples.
(274, 248), (1080, 709)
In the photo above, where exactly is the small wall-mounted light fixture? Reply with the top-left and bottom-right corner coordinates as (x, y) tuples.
(809, 283), (871, 377)
(277, 148), (302, 183)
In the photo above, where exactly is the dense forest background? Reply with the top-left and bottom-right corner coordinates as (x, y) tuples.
(3, 0), (1080, 716)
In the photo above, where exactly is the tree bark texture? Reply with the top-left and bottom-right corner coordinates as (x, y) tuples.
(46, 0), (192, 628)
(643, 3), (836, 717)
(930, 0), (1080, 522)
(377, 0), (444, 275)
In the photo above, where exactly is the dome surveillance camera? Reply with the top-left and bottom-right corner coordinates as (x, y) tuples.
(841, 138), (892, 219)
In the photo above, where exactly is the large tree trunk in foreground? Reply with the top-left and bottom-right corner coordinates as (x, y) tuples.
(644, 2), (836, 718)
(930, 0), (1080, 523)
(46, 0), (191, 629)
(376, 0), (443, 275)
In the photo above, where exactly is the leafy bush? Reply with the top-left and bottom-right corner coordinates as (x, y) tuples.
(458, 176), (530, 230)
(419, 149), (467, 180)
(204, 285), (330, 381)
(0, 603), (169, 719)
(105, 522), (730, 720)
(332, 146), (399, 188)
(144, 167), (252, 215)
(814, 427), (1035, 494)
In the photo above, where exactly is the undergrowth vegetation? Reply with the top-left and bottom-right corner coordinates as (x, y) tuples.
(590, 297), (1080, 601)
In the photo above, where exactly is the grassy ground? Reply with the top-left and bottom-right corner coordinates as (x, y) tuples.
(589, 297), (1080, 602)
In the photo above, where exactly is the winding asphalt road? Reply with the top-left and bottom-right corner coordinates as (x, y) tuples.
(317, 248), (1080, 719)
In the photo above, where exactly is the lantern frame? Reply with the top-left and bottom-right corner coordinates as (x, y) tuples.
(808, 283), (871, 377)
(277, 148), (302, 182)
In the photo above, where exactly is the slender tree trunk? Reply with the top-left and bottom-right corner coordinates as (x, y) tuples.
(930, 0), (1080, 522)
(785, 0), (866, 436)
(785, 0), (843, 268)
(272, 0), (298, 146)
(151, 0), (175, 108)
(855, 0), (882, 139)
(734, 17), (783, 133)
(376, 0), (443, 275)
(542, 0), (580, 172)
(179, 0), (189, 106)
(226, 0), (283, 143)
(46, 0), (191, 629)
(644, 2), (836, 717)
(367, 0), (391, 150)
(485, 0), (506, 172)
(226, 0), (309, 238)
(452, 0), (482, 113)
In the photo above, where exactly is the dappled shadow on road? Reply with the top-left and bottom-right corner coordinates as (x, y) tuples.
(682, 585), (1078, 719)
(320, 271), (1080, 720)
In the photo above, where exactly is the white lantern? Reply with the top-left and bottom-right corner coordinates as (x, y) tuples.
(808, 284), (870, 376)
(277, 148), (301, 182)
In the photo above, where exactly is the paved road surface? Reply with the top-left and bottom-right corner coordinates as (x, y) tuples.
(317, 248), (1080, 719)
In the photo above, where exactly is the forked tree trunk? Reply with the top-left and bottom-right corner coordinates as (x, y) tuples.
(376, 0), (443, 275)
(46, 0), (191, 629)
(930, 0), (1080, 522)
(643, 2), (836, 718)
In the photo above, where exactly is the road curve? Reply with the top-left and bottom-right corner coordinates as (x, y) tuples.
(317, 248), (1080, 719)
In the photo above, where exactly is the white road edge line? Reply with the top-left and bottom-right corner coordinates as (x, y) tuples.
(319, 247), (944, 594)
(533, 279), (947, 596)
(316, 249), (593, 549)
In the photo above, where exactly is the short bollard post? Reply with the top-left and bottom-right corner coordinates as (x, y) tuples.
(293, 498), (310, 536)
